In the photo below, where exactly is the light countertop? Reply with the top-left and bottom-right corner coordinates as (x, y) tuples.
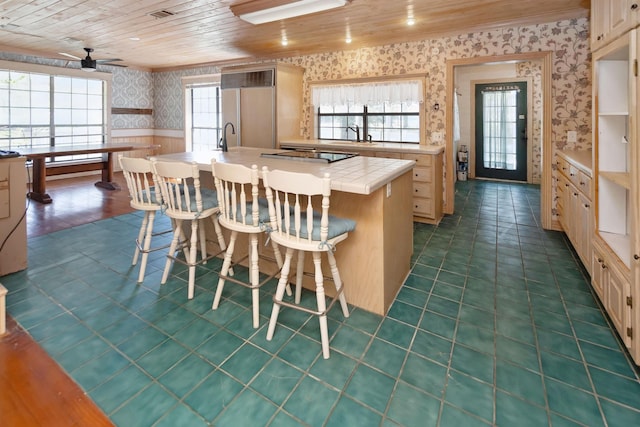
(558, 149), (592, 176)
(153, 147), (415, 195)
(279, 138), (445, 155)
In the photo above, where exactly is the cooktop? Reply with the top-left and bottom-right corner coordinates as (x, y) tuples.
(260, 150), (358, 163)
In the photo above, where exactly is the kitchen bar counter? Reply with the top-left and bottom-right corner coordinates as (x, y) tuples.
(154, 147), (415, 315)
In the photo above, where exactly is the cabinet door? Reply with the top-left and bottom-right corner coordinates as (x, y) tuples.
(240, 87), (275, 149)
(591, 244), (606, 301)
(610, 0), (640, 41)
(578, 193), (592, 271)
(606, 263), (632, 348)
(222, 89), (240, 148)
(592, 0), (610, 49)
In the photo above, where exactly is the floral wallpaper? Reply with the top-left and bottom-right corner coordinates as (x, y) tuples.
(516, 61), (543, 182)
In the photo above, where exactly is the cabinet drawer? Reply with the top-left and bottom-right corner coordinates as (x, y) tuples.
(413, 166), (433, 183)
(413, 198), (434, 217)
(568, 164), (581, 187)
(578, 171), (591, 197)
(557, 156), (570, 176)
(413, 182), (433, 198)
(403, 153), (432, 167)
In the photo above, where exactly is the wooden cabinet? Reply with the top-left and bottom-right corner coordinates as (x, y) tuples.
(592, 240), (633, 348)
(377, 151), (443, 224)
(592, 0), (640, 50)
(556, 151), (592, 273)
(592, 29), (640, 363)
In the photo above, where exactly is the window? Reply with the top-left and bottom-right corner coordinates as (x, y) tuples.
(0, 64), (108, 162)
(188, 85), (221, 152)
(184, 75), (222, 152)
(313, 80), (423, 144)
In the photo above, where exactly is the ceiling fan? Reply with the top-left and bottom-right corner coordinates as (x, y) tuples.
(59, 48), (125, 71)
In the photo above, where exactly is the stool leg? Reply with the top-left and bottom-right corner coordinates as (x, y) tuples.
(267, 247), (294, 341)
(162, 219), (182, 285)
(198, 219), (207, 264)
(187, 220), (199, 299)
(213, 231), (237, 310)
(137, 211), (155, 283)
(295, 250), (305, 304)
(212, 216), (231, 275)
(313, 252), (330, 359)
(327, 250), (350, 318)
(270, 238), (291, 296)
(250, 233), (260, 328)
(133, 211), (148, 266)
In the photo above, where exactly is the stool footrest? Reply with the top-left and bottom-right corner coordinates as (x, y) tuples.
(273, 283), (345, 317)
(135, 227), (173, 254)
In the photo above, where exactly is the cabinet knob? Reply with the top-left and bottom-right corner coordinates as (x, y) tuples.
(634, 254), (640, 260)
(632, 4), (638, 11)
(602, 264), (607, 269)
(584, 204), (589, 208)
(597, 35), (603, 40)
(597, 258), (603, 263)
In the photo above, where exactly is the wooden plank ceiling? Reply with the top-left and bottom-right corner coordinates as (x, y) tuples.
(0, 0), (590, 71)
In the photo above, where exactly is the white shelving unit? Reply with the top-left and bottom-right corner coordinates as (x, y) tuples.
(592, 27), (640, 360)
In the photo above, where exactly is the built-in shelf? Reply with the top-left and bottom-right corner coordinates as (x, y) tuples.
(599, 231), (631, 268)
(599, 111), (630, 116)
(600, 171), (632, 189)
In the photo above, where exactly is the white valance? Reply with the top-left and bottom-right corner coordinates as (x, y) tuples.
(312, 80), (423, 106)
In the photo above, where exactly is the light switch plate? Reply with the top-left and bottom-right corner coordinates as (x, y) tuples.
(567, 131), (577, 143)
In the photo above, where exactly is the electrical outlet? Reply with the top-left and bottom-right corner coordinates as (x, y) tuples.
(432, 132), (443, 143)
(567, 131), (577, 143)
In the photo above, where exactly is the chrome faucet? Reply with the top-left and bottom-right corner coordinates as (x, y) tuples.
(346, 124), (361, 142)
(219, 122), (236, 152)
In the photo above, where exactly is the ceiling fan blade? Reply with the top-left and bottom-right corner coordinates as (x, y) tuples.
(101, 62), (127, 68)
(58, 52), (82, 60)
(96, 58), (122, 63)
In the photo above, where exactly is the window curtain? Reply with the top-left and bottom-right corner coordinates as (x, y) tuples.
(483, 90), (509, 169)
(312, 80), (423, 106)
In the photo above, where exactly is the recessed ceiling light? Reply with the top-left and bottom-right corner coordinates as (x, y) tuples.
(407, 18), (415, 26)
(129, 37), (140, 41)
(281, 38), (289, 46)
(346, 37), (352, 44)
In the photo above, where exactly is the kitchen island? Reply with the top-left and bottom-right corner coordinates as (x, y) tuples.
(280, 139), (446, 224)
(155, 147), (415, 315)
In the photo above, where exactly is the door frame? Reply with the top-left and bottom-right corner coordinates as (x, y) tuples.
(470, 77), (533, 182)
(445, 51), (553, 230)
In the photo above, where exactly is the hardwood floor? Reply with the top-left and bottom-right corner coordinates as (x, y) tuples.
(1, 173), (133, 427)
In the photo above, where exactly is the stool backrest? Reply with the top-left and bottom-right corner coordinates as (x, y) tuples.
(212, 161), (262, 227)
(151, 160), (207, 217)
(262, 168), (331, 244)
(118, 155), (160, 210)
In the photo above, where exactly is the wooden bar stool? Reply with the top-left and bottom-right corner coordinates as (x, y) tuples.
(118, 155), (171, 283)
(210, 161), (287, 328)
(151, 159), (228, 299)
(262, 168), (355, 359)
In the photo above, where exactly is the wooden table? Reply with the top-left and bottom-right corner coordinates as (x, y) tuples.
(18, 143), (152, 204)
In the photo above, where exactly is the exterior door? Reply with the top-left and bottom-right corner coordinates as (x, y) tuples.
(475, 81), (527, 181)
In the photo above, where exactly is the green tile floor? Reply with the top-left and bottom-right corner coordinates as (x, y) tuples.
(4, 179), (640, 426)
